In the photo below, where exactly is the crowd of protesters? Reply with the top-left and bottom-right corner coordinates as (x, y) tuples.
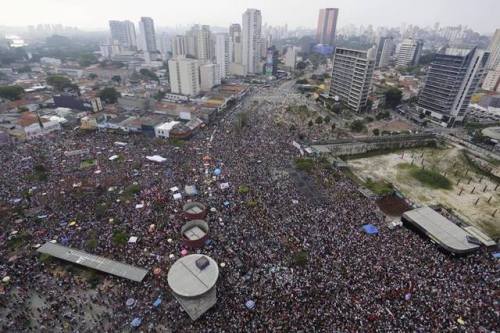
(0, 84), (498, 332)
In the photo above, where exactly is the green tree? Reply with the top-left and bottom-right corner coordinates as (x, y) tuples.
(78, 53), (98, 67)
(308, 120), (314, 127)
(97, 87), (121, 104)
(324, 115), (331, 123)
(154, 90), (166, 101)
(0, 85), (24, 100)
(384, 87), (402, 109)
(315, 116), (323, 124)
(350, 120), (366, 133)
(372, 128), (380, 136)
(88, 73), (98, 80)
(111, 75), (121, 84)
(46, 75), (78, 92)
(139, 68), (159, 82)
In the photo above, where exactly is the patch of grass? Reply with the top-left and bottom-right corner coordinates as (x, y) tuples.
(397, 163), (415, 170)
(246, 200), (258, 208)
(39, 253), (53, 263)
(409, 168), (452, 190)
(112, 230), (128, 246)
(80, 159), (96, 170)
(292, 250), (308, 267)
(295, 158), (314, 172)
(365, 178), (394, 195)
(121, 184), (141, 201)
(238, 185), (250, 194)
(169, 138), (185, 147)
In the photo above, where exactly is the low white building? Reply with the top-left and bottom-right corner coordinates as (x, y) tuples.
(155, 121), (180, 139)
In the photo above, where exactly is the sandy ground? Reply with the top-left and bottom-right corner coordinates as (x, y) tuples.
(348, 146), (500, 239)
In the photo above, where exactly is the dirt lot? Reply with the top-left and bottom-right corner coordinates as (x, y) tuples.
(348, 146), (500, 239)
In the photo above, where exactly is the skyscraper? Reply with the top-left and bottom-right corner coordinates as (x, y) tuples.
(486, 28), (500, 70)
(109, 20), (137, 50)
(329, 47), (376, 112)
(396, 38), (423, 67)
(200, 63), (221, 91)
(196, 25), (212, 62)
(139, 17), (157, 52)
(316, 8), (339, 46)
(229, 24), (242, 64)
(242, 9), (262, 74)
(171, 35), (187, 58)
(168, 57), (200, 96)
(417, 47), (489, 126)
(185, 25), (199, 58)
(215, 33), (230, 79)
(374, 36), (394, 68)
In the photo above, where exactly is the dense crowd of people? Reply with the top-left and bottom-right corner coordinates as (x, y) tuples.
(0, 84), (498, 332)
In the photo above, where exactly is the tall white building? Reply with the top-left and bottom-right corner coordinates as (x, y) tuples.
(172, 35), (187, 58)
(200, 63), (221, 91)
(486, 29), (500, 70)
(185, 26), (198, 58)
(229, 24), (242, 64)
(374, 36), (393, 68)
(196, 25), (212, 62)
(139, 17), (157, 52)
(168, 57), (200, 96)
(329, 47), (376, 112)
(285, 46), (300, 69)
(242, 9), (262, 74)
(109, 20), (137, 50)
(482, 65), (500, 92)
(397, 38), (423, 67)
(215, 33), (230, 79)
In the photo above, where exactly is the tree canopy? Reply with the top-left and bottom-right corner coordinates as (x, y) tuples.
(139, 68), (159, 82)
(46, 75), (78, 92)
(0, 85), (24, 101)
(97, 87), (121, 104)
(384, 88), (403, 109)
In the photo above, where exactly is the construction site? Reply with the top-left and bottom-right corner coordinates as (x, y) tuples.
(347, 144), (500, 239)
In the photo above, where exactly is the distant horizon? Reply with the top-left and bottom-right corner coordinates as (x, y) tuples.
(0, 0), (498, 35)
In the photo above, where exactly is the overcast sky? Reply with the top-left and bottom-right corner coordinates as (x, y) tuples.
(1, 0), (498, 34)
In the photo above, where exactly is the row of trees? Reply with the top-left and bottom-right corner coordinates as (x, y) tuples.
(0, 85), (24, 101)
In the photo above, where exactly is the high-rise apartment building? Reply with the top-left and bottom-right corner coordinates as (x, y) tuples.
(200, 63), (221, 91)
(486, 28), (500, 70)
(481, 64), (500, 92)
(285, 46), (300, 69)
(171, 35), (187, 58)
(215, 33), (230, 79)
(168, 57), (200, 96)
(417, 47), (489, 126)
(397, 38), (423, 67)
(139, 17), (157, 52)
(229, 24), (242, 64)
(109, 20), (137, 50)
(316, 8), (339, 46)
(329, 47), (376, 112)
(242, 9), (262, 74)
(196, 25), (212, 62)
(185, 26), (199, 58)
(374, 36), (394, 68)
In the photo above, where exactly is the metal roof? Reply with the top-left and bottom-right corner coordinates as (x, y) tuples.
(168, 254), (219, 298)
(402, 207), (480, 254)
(37, 242), (148, 282)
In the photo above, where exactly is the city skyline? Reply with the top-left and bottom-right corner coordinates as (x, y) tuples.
(1, 0), (499, 34)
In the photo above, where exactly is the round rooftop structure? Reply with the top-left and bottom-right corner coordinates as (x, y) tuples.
(183, 202), (208, 220)
(168, 254), (219, 298)
(482, 127), (500, 141)
(181, 220), (209, 249)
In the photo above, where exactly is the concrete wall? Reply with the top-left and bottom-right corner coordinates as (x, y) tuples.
(312, 134), (437, 157)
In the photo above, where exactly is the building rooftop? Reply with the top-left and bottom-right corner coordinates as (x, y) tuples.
(37, 242), (148, 282)
(402, 207), (480, 254)
(168, 254), (219, 298)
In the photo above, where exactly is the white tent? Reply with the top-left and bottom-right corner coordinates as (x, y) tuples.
(146, 155), (167, 163)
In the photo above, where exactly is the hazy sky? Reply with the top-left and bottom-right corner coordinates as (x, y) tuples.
(1, 0), (499, 34)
